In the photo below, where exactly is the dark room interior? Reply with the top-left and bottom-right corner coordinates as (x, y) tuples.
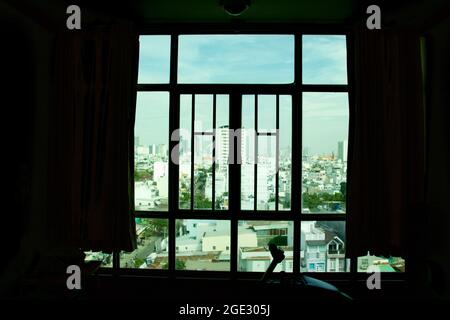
(0, 0), (449, 313)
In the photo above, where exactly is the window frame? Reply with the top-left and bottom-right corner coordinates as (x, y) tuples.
(101, 24), (404, 282)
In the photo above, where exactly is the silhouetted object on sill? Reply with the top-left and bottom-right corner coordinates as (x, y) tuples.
(261, 243), (353, 301)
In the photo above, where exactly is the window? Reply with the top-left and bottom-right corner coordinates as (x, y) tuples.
(84, 251), (112, 268)
(357, 254), (405, 273)
(135, 92), (169, 211)
(176, 220), (230, 271)
(121, 32), (355, 277)
(120, 218), (168, 269)
(178, 35), (294, 84)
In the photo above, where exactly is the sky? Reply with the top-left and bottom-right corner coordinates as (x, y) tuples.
(135, 34), (348, 155)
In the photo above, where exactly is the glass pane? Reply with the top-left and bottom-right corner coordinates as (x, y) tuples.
(179, 95), (192, 209)
(358, 254), (405, 272)
(120, 218), (168, 269)
(178, 35), (294, 84)
(301, 221), (349, 272)
(302, 35), (347, 84)
(194, 135), (213, 210)
(135, 92), (169, 211)
(257, 135), (277, 210)
(84, 251), (112, 268)
(238, 221), (294, 272)
(195, 94), (213, 133)
(279, 95), (292, 210)
(241, 95), (255, 210)
(138, 35), (171, 83)
(176, 219), (230, 271)
(258, 95), (276, 134)
(215, 95), (230, 210)
(302, 92), (349, 213)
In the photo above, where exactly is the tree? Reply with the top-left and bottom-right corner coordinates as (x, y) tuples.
(162, 259), (186, 270)
(144, 219), (168, 237)
(135, 169), (153, 181)
(194, 193), (212, 209)
(340, 182), (347, 198)
(133, 257), (145, 268)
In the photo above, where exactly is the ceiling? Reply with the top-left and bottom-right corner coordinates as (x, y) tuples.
(5, 0), (449, 30)
(86, 0), (358, 23)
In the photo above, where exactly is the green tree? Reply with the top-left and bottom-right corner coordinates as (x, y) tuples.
(194, 194), (212, 209)
(133, 257), (145, 268)
(135, 169), (153, 181)
(340, 182), (347, 198)
(162, 259), (186, 270)
(144, 219), (168, 237)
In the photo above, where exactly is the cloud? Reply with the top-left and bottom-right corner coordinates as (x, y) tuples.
(302, 35), (347, 84)
(178, 35), (294, 84)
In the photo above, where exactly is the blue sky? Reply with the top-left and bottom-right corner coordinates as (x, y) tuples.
(135, 35), (348, 155)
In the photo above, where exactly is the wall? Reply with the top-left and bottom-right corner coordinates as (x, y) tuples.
(0, 1), (52, 295)
(423, 17), (450, 299)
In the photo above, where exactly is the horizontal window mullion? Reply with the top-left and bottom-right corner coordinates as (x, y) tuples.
(301, 84), (348, 92)
(137, 84), (172, 91)
(138, 24), (350, 35)
(300, 213), (346, 221)
(134, 211), (170, 218)
(176, 84), (297, 94)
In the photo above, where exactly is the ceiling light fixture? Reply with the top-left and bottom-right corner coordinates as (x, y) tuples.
(220, 0), (251, 16)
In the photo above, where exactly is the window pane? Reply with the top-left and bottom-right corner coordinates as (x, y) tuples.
(179, 95), (192, 209)
(279, 95), (292, 210)
(301, 221), (349, 272)
(257, 135), (276, 210)
(240, 95), (291, 211)
(241, 95), (256, 210)
(357, 254), (405, 272)
(138, 35), (171, 83)
(302, 35), (347, 85)
(180, 94), (230, 210)
(84, 251), (112, 268)
(195, 94), (213, 133)
(302, 92), (349, 213)
(194, 135), (213, 209)
(215, 95), (230, 210)
(178, 35), (294, 84)
(258, 95), (276, 133)
(135, 92), (169, 211)
(176, 219), (230, 271)
(238, 221), (293, 272)
(120, 218), (168, 269)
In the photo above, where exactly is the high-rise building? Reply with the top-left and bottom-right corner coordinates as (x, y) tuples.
(337, 140), (348, 162)
(157, 144), (168, 157)
(215, 125), (248, 167)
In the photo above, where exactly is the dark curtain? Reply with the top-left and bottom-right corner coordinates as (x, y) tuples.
(346, 26), (425, 259)
(49, 23), (137, 252)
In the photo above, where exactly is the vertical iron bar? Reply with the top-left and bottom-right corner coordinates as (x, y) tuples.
(254, 94), (258, 211)
(191, 94), (195, 211)
(168, 34), (179, 277)
(212, 94), (217, 211)
(292, 33), (302, 275)
(275, 95), (280, 212)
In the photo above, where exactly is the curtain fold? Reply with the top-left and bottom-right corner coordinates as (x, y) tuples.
(346, 26), (425, 259)
(49, 23), (138, 252)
